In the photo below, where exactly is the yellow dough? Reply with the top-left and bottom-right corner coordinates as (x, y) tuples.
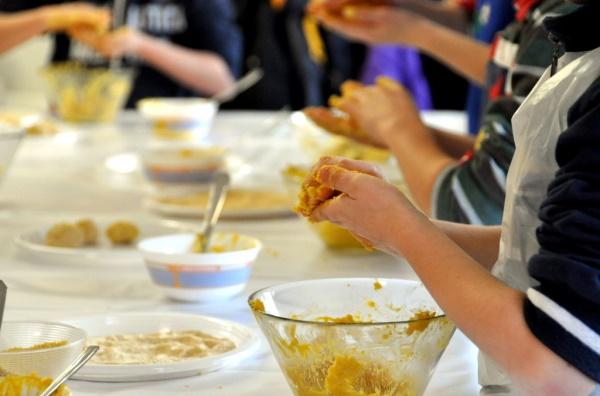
(106, 221), (139, 245)
(75, 218), (98, 245)
(45, 223), (85, 248)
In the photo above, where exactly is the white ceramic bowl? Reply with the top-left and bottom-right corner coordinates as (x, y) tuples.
(140, 143), (227, 185)
(137, 98), (218, 141)
(138, 232), (262, 302)
(0, 321), (86, 378)
(0, 124), (24, 185)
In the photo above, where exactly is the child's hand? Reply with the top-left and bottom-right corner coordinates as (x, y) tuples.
(310, 2), (428, 47)
(331, 77), (426, 147)
(42, 3), (110, 33)
(310, 156), (416, 254)
(69, 27), (141, 58)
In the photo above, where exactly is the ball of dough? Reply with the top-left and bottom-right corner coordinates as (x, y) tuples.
(76, 218), (98, 245)
(106, 221), (139, 245)
(45, 223), (85, 248)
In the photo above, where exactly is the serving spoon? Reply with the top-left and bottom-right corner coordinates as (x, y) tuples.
(210, 67), (264, 104)
(40, 345), (99, 396)
(192, 172), (230, 253)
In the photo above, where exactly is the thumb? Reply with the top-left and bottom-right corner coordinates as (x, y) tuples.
(316, 164), (376, 198)
(342, 5), (386, 22)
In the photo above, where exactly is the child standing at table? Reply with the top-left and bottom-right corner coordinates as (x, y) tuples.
(303, 1), (600, 394)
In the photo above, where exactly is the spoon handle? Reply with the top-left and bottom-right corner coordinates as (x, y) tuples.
(200, 172), (230, 252)
(40, 345), (99, 396)
(211, 68), (264, 104)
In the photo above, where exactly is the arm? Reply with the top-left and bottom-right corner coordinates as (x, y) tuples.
(0, 10), (47, 53)
(0, 4), (109, 54)
(431, 127), (476, 159)
(69, 28), (235, 96)
(312, 5), (489, 85)
(310, 159), (597, 395)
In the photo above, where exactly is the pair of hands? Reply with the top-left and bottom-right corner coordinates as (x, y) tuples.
(308, 156), (417, 254)
(308, 0), (430, 46)
(41, 2), (141, 59)
(305, 76), (426, 149)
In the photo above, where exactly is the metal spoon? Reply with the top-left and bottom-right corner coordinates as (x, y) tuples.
(210, 68), (264, 104)
(195, 172), (230, 252)
(40, 345), (99, 396)
(109, 0), (128, 70)
(0, 281), (6, 334)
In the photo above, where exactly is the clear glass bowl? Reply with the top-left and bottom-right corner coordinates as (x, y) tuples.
(42, 63), (132, 123)
(249, 278), (455, 396)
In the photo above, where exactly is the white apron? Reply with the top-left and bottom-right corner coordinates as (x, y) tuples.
(479, 46), (600, 395)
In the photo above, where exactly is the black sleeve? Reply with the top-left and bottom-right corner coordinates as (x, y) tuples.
(184, 0), (243, 78)
(524, 75), (600, 383)
(0, 0), (63, 12)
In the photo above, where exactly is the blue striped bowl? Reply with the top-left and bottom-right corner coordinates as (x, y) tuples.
(138, 233), (262, 302)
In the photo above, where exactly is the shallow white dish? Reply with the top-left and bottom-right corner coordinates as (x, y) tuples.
(14, 219), (190, 266)
(144, 196), (294, 220)
(63, 312), (259, 382)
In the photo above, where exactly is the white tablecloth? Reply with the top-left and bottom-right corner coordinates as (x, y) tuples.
(0, 110), (478, 395)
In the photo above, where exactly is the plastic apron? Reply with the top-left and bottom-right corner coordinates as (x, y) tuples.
(478, 46), (600, 395)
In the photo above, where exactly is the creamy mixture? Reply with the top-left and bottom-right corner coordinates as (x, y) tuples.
(89, 330), (235, 365)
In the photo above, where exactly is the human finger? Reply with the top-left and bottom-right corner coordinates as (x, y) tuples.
(340, 80), (364, 97)
(315, 164), (380, 197)
(316, 156), (384, 178)
(304, 107), (356, 137)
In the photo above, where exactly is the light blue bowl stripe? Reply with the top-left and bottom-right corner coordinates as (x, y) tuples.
(148, 266), (252, 288)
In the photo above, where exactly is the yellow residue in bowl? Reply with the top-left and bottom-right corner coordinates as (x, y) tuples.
(285, 355), (413, 396)
(315, 314), (360, 324)
(373, 281), (383, 291)
(4, 340), (68, 353)
(249, 299), (265, 313)
(405, 311), (437, 336)
(0, 373), (70, 396)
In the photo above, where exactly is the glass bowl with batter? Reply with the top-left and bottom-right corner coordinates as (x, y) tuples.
(248, 278), (455, 396)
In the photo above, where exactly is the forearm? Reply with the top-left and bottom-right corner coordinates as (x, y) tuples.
(393, 0), (469, 32)
(0, 10), (47, 53)
(413, 19), (489, 85)
(432, 220), (500, 270)
(390, 209), (595, 395)
(380, 120), (455, 214)
(134, 34), (235, 96)
(431, 127), (476, 159)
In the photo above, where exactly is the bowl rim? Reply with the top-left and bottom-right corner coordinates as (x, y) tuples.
(248, 277), (447, 326)
(0, 320), (87, 356)
(137, 232), (263, 259)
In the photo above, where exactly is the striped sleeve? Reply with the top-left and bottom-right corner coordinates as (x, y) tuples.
(525, 76), (600, 383)
(432, 97), (518, 225)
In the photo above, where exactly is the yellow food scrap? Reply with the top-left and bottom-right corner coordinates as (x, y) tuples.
(373, 280), (383, 290)
(315, 314), (359, 324)
(45, 222), (85, 248)
(366, 300), (377, 309)
(0, 373), (70, 396)
(76, 218), (98, 245)
(5, 339), (68, 353)
(405, 310), (437, 336)
(303, 15), (327, 64)
(249, 299), (265, 313)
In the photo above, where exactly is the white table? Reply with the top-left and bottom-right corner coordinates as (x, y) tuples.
(0, 110), (478, 395)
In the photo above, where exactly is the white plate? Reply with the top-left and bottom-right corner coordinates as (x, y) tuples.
(63, 312), (259, 382)
(14, 219), (191, 266)
(144, 196), (294, 220)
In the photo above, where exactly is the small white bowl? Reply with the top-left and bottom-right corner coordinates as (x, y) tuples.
(140, 143), (227, 185)
(138, 232), (262, 302)
(0, 124), (25, 186)
(0, 321), (86, 378)
(137, 98), (218, 141)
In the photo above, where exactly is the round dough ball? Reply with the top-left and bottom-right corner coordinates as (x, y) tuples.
(106, 221), (139, 245)
(76, 218), (98, 245)
(45, 223), (85, 248)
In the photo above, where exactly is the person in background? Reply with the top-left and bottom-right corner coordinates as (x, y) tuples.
(307, 0), (565, 225)
(0, 0), (243, 107)
(307, 1), (600, 393)
(0, 3), (108, 54)
(311, 0), (514, 133)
